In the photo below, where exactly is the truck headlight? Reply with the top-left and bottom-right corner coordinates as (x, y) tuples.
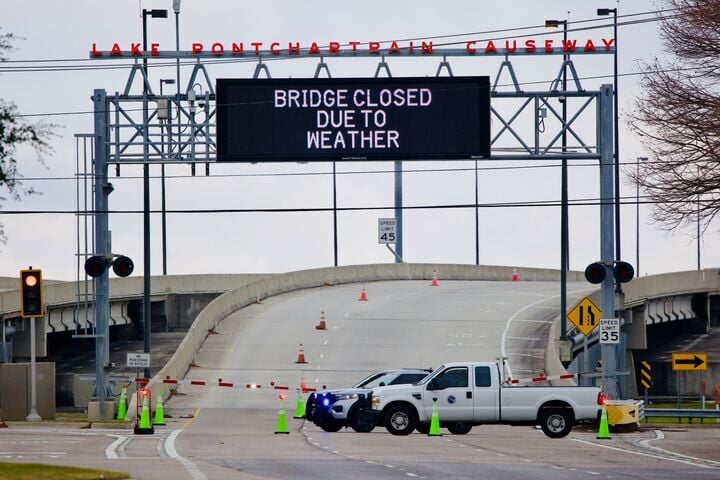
(334, 393), (358, 401)
(372, 396), (381, 410)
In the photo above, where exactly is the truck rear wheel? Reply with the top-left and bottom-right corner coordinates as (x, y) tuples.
(384, 405), (417, 436)
(540, 409), (572, 438)
(447, 422), (473, 434)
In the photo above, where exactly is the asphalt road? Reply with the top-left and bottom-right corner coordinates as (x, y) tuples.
(2, 279), (720, 479)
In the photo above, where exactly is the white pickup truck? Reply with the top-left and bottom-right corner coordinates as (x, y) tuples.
(358, 361), (603, 438)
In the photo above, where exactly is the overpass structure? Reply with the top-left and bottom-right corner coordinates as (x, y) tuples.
(1, 264), (718, 411)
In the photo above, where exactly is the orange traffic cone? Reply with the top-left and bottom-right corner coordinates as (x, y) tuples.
(359, 287), (368, 301)
(511, 269), (519, 282)
(431, 270), (439, 287)
(295, 344), (308, 364)
(315, 311), (327, 330)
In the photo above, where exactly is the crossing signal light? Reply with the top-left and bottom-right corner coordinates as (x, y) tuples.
(112, 256), (134, 277)
(84, 256), (108, 278)
(20, 269), (44, 317)
(584, 262), (606, 284)
(84, 255), (135, 278)
(584, 261), (635, 284)
(613, 261), (634, 283)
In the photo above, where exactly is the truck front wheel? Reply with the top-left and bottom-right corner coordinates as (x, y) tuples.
(447, 422), (473, 434)
(384, 405), (417, 436)
(540, 409), (572, 438)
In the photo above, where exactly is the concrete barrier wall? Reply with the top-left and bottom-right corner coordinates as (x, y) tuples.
(0, 274), (270, 315)
(131, 263), (583, 418)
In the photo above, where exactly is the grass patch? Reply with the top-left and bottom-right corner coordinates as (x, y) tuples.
(0, 463), (129, 480)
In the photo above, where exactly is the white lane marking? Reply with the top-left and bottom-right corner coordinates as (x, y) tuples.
(366, 460), (376, 464)
(385, 464), (396, 468)
(0, 452), (66, 455)
(638, 430), (720, 467)
(323, 340), (329, 345)
(501, 287), (595, 379)
(406, 473), (418, 477)
(514, 318), (554, 322)
(571, 438), (719, 469)
(505, 336), (541, 341)
(587, 471), (600, 475)
(105, 435), (127, 459)
(551, 466), (563, 470)
(320, 353), (325, 359)
(165, 430), (208, 480)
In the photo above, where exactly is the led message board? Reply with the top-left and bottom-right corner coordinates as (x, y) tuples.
(216, 76), (490, 162)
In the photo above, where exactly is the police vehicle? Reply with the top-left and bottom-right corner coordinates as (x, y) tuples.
(306, 368), (431, 432)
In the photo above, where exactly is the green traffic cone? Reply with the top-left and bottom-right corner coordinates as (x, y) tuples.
(596, 405), (611, 439)
(275, 396), (290, 434)
(293, 389), (305, 419)
(428, 398), (442, 437)
(153, 394), (166, 426)
(134, 392), (154, 435)
(116, 387), (127, 420)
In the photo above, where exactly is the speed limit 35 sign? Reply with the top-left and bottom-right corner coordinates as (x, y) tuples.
(599, 318), (620, 344)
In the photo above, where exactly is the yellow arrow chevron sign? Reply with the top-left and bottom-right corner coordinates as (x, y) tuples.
(672, 353), (708, 371)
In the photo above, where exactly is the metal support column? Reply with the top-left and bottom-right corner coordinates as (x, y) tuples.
(599, 84), (618, 399)
(92, 89), (112, 404)
(394, 161), (403, 262)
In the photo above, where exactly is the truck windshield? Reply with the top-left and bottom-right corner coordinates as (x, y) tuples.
(416, 365), (445, 385)
(357, 372), (401, 389)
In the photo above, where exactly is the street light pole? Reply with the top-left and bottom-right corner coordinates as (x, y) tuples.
(598, 7), (620, 279)
(636, 157), (647, 276)
(546, 17), (568, 340)
(160, 78), (175, 277)
(141, 8), (167, 379)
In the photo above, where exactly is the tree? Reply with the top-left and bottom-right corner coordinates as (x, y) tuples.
(630, 0), (720, 233)
(0, 29), (53, 244)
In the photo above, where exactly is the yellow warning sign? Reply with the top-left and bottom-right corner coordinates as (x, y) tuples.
(567, 297), (602, 336)
(640, 361), (652, 390)
(672, 353), (707, 371)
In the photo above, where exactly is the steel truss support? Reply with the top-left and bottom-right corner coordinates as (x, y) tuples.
(86, 52), (620, 396)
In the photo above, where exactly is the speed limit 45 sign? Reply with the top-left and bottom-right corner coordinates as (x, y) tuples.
(599, 318), (620, 344)
(378, 218), (397, 244)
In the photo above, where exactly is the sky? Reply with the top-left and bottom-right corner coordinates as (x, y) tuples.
(0, 0), (708, 282)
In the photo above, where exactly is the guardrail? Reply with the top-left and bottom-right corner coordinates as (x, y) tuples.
(643, 408), (720, 420)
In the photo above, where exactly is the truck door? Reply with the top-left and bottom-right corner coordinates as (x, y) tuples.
(423, 366), (473, 421)
(473, 366), (498, 421)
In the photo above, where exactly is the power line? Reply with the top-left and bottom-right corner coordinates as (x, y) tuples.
(5, 158), (669, 183)
(0, 195), (697, 216)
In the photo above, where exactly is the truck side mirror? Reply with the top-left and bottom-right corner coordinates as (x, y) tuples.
(427, 379), (437, 391)
(379, 382), (386, 387)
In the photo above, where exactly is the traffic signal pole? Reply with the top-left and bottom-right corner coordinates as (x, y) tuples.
(92, 89), (113, 410)
(599, 85), (619, 399)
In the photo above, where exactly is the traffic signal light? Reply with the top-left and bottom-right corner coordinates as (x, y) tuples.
(613, 261), (635, 283)
(584, 262), (606, 284)
(20, 269), (44, 317)
(84, 255), (134, 278)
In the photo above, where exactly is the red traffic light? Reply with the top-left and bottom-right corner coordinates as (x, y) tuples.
(24, 274), (38, 287)
(20, 269), (44, 317)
